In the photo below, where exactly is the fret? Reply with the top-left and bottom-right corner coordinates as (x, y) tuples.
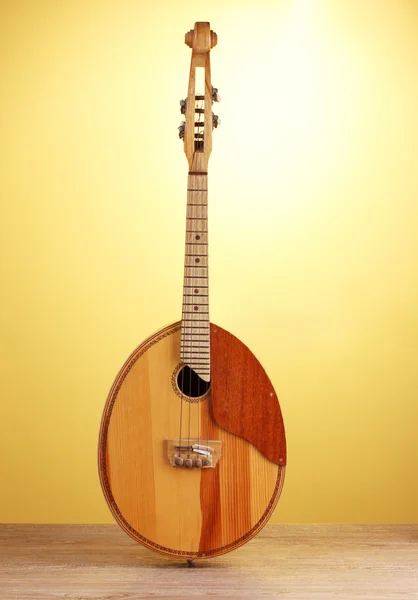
(184, 268), (207, 273)
(184, 260), (207, 264)
(181, 359), (210, 362)
(180, 362), (211, 366)
(183, 284), (208, 288)
(186, 217), (208, 220)
(180, 361), (211, 365)
(181, 349), (210, 353)
(180, 363), (211, 366)
(182, 306), (209, 310)
(182, 319), (210, 323)
(187, 189), (208, 192)
(184, 264), (207, 268)
(181, 370), (210, 375)
(180, 364), (211, 368)
(182, 332), (210, 336)
(181, 344), (210, 347)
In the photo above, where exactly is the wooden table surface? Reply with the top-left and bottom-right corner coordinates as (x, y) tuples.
(0, 524), (417, 599)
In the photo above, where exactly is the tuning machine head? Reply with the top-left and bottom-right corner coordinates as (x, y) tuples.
(212, 114), (221, 129)
(212, 86), (221, 102)
(180, 99), (187, 115)
(178, 121), (185, 140)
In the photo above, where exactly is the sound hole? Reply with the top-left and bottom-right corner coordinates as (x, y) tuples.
(177, 365), (210, 398)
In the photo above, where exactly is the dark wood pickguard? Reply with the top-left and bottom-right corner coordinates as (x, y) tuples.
(210, 324), (287, 466)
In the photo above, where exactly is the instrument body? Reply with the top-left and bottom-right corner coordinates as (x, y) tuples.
(99, 322), (286, 558)
(98, 22), (287, 559)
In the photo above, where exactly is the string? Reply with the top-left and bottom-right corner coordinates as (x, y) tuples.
(179, 167), (189, 452)
(206, 168), (210, 453)
(189, 95), (204, 462)
(205, 95), (210, 454)
(188, 168), (193, 459)
(178, 86), (212, 466)
(197, 98), (204, 457)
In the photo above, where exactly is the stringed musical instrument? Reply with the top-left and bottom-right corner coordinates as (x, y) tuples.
(98, 22), (286, 560)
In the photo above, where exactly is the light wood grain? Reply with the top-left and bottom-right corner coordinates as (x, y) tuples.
(0, 524), (417, 599)
(99, 322), (283, 558)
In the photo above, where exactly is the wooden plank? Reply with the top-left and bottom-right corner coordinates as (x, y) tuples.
(0, 524), (417, 599)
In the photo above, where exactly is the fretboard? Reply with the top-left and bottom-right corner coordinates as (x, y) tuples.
(181, 172), (210, 382)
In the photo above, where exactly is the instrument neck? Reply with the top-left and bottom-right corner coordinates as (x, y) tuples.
(180, 172), (210, 382)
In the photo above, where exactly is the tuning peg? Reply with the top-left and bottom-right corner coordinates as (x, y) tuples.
(212, 114), (221, 128)
(180, 99), (187, 115)
(212, 86), (221, 102)
(178, 121), (185, 139)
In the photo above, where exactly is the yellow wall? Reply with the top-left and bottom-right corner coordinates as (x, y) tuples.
(1, 0), (417, 524)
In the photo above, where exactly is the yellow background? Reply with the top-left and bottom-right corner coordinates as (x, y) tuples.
(1, 0), (417, 524)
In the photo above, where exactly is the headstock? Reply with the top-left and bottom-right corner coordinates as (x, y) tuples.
(178, 22), (219, 172)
